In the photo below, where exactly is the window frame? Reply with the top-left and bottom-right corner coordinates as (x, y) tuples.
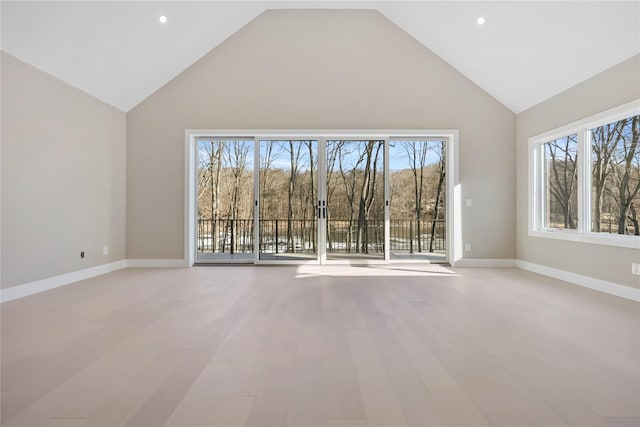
(528, 99), (640, 250)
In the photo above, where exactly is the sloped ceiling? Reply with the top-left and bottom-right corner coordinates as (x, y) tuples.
(2, 1), (639, 113)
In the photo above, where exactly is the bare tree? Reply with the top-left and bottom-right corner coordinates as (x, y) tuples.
(223, 141), (251, 253)
(303, 141), (317, 251)
(283, 141), (305, 252)
(628, 202), (640, 236)
(609, 116), (640, 234)
(325, 141), (343, 252)
(260, 142), (276, 220)
(196, 148), (210, 252)
(592, 121), (625, 231)
(195, 140), (225, 252)
(429, 142), (446, 252)
(357, 141), (383, 253)
(404, 141), (429, 252)
(338, 144), (364, 253)
(546, 135), (578, 228)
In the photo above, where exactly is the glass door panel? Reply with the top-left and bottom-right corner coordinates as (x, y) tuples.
(388, 139), (447, 262)
(196, 139), (255, 262)
(258, 140), (319, 261)
(325, 140), (385, 261)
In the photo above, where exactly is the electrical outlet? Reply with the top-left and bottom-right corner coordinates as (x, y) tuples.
(103, 246), (109, 255)
(465, 243), (471, 252)
(466, 199), (473, 207)
(80, 251), (85, 259)
(632, 263), (640, 276)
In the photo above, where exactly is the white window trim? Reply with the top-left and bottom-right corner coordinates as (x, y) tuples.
(184, 129), (460, 267)
(528, 99), (640, 250)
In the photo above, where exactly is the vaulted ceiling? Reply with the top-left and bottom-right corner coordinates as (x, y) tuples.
(2, 1), (639, 113)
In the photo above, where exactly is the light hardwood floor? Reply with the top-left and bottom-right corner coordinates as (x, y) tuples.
(1, 265), (638, 426)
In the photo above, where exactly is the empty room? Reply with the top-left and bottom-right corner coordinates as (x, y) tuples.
(1, 1), (639, 426)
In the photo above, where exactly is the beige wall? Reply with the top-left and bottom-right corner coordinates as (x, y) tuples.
(516, 55), (640, 289)
(126, 9), (516, 261)
(1, 52), (126, 289)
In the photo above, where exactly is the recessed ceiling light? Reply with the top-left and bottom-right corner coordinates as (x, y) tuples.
(159, 16), (167, 24)
(477, 17), (485, 25)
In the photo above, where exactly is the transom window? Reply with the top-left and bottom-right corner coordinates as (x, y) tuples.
(529, 100), (640, 249)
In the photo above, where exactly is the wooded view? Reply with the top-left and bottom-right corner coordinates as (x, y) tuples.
(196, 138), (447, 259)
(545, 134), (578, 229)
(544, 114), (640, 235)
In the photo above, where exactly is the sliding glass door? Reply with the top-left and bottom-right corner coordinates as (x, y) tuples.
(258, 140), (319, 261)
(388, 139), (447, 261)
(325, 140), (385, 261)
(195, 138), (255, 262)
(193, 135), (448, 264)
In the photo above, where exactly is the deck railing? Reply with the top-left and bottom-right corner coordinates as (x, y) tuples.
(196, 218), (445, 254)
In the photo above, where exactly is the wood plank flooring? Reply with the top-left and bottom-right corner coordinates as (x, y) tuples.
(1, 265), (638, 426)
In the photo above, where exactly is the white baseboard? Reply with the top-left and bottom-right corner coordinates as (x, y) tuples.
(1, 259), (187, 303)
(4, 258), (635, 303)
(0, 260), (128, 303)
(453, 259), (517, 268)
(516, 260), (640, 302)
(126, 259), (187, 268)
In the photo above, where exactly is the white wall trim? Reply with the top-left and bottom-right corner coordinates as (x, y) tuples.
(185, 129), (460, 266)
(1, 259), (188, 303)
(453, 259), (517, 268)
(4, 257), (634, 304)
(0, 260), (127, 303)
(126, 259), (187, 268)
(516, 260), (640, 302)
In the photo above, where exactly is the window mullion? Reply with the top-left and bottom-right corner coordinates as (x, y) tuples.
(538, 144), (546, 230)
(577, 128), (587, 234)
(529, 142), (542, 233)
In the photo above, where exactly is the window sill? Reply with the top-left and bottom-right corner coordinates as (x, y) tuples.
(529, 229), (640, 249)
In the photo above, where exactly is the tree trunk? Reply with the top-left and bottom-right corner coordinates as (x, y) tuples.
(614, 116), (640, 234)
(212, 142), (224, 251)
(591, 121), (625, 232)
(357, 143), (373, 253)
(429, 143), (446, 252)
(629, 203), (640, 236)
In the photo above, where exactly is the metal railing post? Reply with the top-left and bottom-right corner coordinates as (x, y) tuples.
(230, 219), (235, 254)
(409, 220), (414, 254)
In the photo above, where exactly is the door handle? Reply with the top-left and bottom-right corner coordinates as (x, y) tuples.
(322, 207), (326, 219)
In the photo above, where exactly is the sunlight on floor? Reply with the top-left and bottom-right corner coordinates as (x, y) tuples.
(295, 264), (458, 278)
